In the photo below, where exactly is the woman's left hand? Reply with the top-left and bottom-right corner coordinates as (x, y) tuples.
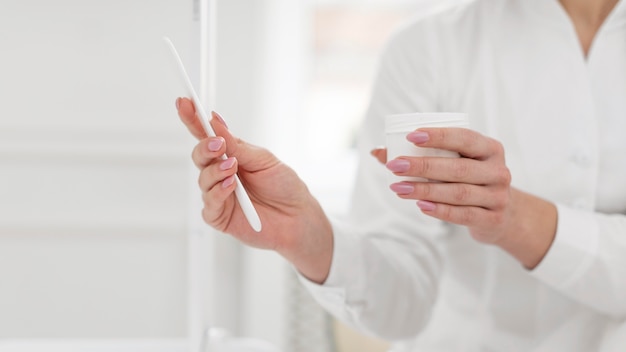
(373, 127), (557, 268)
(382, 128), (511, 244)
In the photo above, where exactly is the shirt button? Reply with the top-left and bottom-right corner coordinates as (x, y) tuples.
(570, 152), (593, 168)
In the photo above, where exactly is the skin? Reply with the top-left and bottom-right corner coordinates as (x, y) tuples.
(176, 0), (618, 284)
(558, 0), (619, 56)
(374, 130), (556, 269)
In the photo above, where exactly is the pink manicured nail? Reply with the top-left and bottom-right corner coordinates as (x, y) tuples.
(213, 111), (228, 129)
(386, 159), (410, 173)
(176, 97), (181, 110)
(390, 182), (414, 195)
(407, 131), (429, 144)
(208, 138), (224, 152)
(220, 157), (236, 170)
(417, 200), (437, 212)
(222, 175), (235, 188)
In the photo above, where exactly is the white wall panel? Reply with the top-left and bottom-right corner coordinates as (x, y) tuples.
(0, 233), (187, 339)
(0, 0), (193, 339)
(0, 130), (189, 233)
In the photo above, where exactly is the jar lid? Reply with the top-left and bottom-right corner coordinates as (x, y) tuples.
(385, 112), (468, 133)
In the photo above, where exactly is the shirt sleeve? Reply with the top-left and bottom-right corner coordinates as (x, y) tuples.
(531, 204), (626, 318)
(297, 21), (452, 340)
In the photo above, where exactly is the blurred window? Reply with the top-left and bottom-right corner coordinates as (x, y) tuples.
(299, 0), (458, 215)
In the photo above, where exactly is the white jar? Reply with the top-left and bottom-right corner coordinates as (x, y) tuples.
(385, 112), (469, 182)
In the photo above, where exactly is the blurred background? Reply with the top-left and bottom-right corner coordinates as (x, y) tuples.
(0, 0), (457, 351)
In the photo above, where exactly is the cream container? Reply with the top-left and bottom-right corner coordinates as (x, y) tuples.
(385, 112), (469, 182)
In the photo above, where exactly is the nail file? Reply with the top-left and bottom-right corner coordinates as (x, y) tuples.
(164, 36), (262, 232)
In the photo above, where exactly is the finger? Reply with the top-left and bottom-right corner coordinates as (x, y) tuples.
(208, 111), (237, 157)
(416, 201), (504, 228)
(370, 147), (387, 164)
(177, 97), (208, 140)
(410, 128), (504, 161)
(386, 156), (511, 185)
(191, 137), (227, 169)
(390, 182), (508, 209)
(201, 174), (238, 229)
(209, 111), (278, 171)
(198, 157), (238, 193)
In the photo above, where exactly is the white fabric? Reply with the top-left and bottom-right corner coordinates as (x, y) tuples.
(299, 0), (626, 351)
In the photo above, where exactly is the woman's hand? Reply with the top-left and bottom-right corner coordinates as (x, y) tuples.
(176, 98), (333, 283)
(377, 128), (557, 269)
(385, 128), (513, 244)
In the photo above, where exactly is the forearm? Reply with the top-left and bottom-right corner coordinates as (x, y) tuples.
(495, 188), (558, 269)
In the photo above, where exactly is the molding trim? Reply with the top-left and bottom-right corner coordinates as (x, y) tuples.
(0, 223), (187, 238)
(0, 339), (188, 352)
(0, 125), (191, 164)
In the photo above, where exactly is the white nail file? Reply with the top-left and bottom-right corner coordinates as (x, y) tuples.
(164, 36), (262, 232)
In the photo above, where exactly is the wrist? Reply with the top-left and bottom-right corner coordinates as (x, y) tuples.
(496, 189), (558, 269)
(276, 198), (334, 284)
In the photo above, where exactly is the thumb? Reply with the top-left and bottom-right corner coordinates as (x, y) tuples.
(210, 111), (277, 171)
(370, 147), (387, 165)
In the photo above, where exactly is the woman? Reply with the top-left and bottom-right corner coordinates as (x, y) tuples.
(176, 0), (625, 350)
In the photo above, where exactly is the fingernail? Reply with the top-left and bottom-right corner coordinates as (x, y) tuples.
(220, 157), (236, 170)
(417, 200), (436, 211)
(208, 138), (224, 152)
(407, 131), (429, 144)
(386, 159), (410, 173)
(222, 175), (235, 188)
(213, 111), (228, 129)
(176, 97), (181, 110)
(390, 182), (414, 195)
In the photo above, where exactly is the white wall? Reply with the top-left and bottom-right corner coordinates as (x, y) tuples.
(0, 0), (302, 348)
(0, 0), (192, 339)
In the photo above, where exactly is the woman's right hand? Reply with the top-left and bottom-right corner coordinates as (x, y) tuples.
(176, 98), (333, 283)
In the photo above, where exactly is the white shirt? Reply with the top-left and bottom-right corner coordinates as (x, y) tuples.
(299, 0), (626, 351)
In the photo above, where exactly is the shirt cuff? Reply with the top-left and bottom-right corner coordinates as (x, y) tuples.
(531, 203), (599, 288)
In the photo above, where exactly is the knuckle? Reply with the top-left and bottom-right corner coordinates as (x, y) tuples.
(436, 128), (448, 142)
(197, 168), (214, 192)
(453, 184), (471, 203)
(490, 139), (505, 156)
(191, 144), (200, 160)
(461, 129), (479, 150)
(201, 206), (222, 229)
(440, 204), (453, 220)
(197, 172), (204, 189)
(420, 183), (432, 197)
(192, 144), (205, 168)
(233, 136), (247, 151)
(415, 158), (431, 175)
(201, 190), (211, 205)
(453, 161), (471, 180)
(495, 166), (512, 185)
(201, 207), (212, 224)
(461, 207), (475, 223)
